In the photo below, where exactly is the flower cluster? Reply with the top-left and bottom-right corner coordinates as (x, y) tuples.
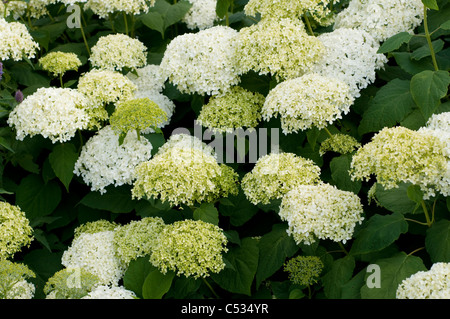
(241, 152), (322, 205)
(113, 217), (166, 266)
(73, 219), (118, 239)
(197, 86), (265, 133)
(262, 73), (354, 134)
(279, 183), (364, 245)
(419, 112), (450, 156)
(0, 260), (36, 299)
(39, 51), (82, 77)
(7, 87), (91, 143)
(149, 219), (228, 279)
(74, 126), (154, 194)
(133, 90), (175, 130)
(160, 26), (242, 96)
(183, 0), (218, 30)
(132, 134), (239, 207)
(319, 134), (361, 156)
(284, 256), (324, 286)
(350, 126), (450, 199)
(334, 0), (424, 42)
(396, 263), (450, 299)
(0, 18), (39, 61)
(127, 64), (166, 94)
(236, 18), (324, 81)
(89, 34), (148, 72)
(44, 267), (100, 299)
(312, 28), (388, 98)
(85, 0), (155, 18)
(6, 0), (55, 19)
(0, 202), (33, 260)
(82, 285), (137, 299)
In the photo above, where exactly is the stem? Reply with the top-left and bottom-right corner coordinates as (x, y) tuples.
(307, 285), (312, 299)
(123, 12), (129, 35)
(79, 22), (91, 56)
(323, 127), (334, 139)
(423, 6), (439, 71)
(59, 74), (64, 87)
(421, 200), (432, 227)
(338, 242), (349, 256)
(405, 218), (429, 226)
(78, 130), (84, 152)
(109, 13), (116, 33)
(202, 278), (219, 299)
(408, 247), (425, 256)
(303, 14), (314, 36)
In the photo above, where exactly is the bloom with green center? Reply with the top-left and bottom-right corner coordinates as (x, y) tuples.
(241, 152), (321, 205)
(110, 97), (167, 135)
(44, 267), (100, 299)
(262, 73), (354, 134)
(350, 126), (450, 200)
(197, 86), (265, 133)
(39, 51), (82, 77)
(113, 217), (166, 266)
(150, 219), (228, 279)
(73, 219), (119, 240)
(319, 134), (361, 156)
(0, 260), (36, 299)
(0, 201), (33, 259)
(284, 256), (324, 286)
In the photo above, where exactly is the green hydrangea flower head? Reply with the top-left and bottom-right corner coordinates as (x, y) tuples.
(197, 86), (265, 133)
(241, 152), (322, 205)
(113, 217), (166, 266)
(0, 201), (33, 259)
(110, 97), (167, 135)
(150, 219), (228, 279)
(0, 260), (36, 299)
(73, 219), (119, 240)
(39, 51), (82, 77)
(284, 256), (324, 286)
(44, 267), (101, 299)
(319, 134), (361, 156)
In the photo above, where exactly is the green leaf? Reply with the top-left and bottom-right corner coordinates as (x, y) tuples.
(341, 269), (367, 299)
(392, 52), (436, 75)
(123, 257), (156, 299)
(350, 212), (408, 256)
(211, 237), (259, 296)
(142, 269), (176, 299)
(406, 184), (424, 204)
(219, 189), (258, 226)
(411, 39), (444, 60)
(15, 174), (62, 221)
(80, 185), (137, 214)
(440, 19), (450, 30)
(8, 62), (50, 87)
(360, 252), (427, 299)
(256, 224), (299, 287)
(359, 79), (415, 135)
(330, 154), (361, 194)
(375, 183), (419, 214)
(377, 32), (413, 54)
(140, 12), (165, 36)
(216, 0), (232, 18)
(410, 70), (450, 119)
(322, 256), (355, 299)
(422, 0), (439, 10)
(48, 143), (78, 192)
(425, 219), (450, 262)
(193, 202), (219, 225)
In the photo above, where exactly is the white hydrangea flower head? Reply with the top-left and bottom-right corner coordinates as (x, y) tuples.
(61, 230), (127, 286)
(82, 285), (137, 299)
(74, 126), (153, 194)
(89, 33), (148, 72)
(127, 64), (166, 94)
(5, 280), (35, 299)
(312, 28), (388, 98)
(419, 112), (450, 156)
(156, 133), (216, 158)
(334, 0), (425, 42)
(279, 183), (364, 245)
(0, 18), (39, 61)
(236, 17), (325, 81)
(396, 263), (450, 299)
(0, 260), (36, 299)
(7, 87), (91, 144)
(262, 73), (354, 134)
(6, 0), (56, 19)
(133, 90), (175, 131)
(160, 26), (242, 96)
(182, 0), (219, 30)
(85, 0), (155, 18)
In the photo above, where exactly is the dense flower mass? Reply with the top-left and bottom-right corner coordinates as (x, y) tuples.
(44, 267), (100, 299)
(39, 51), (82, 77)
(284, 256), (324, 286)
(7, 87), (91, 143)
(150, 219), (228, 279)
(133, 91), (175, 130)
(0, 260), (36, 299)
(183, 0), (218, 30)
(319, 134), (361, 156)
(7, 0), (55, 19)
(262, 73), (354, 134)
(85, 0), (155, 18)
(0, 202), (33, 260)
(82, 285), (137, 299)
(279, 183), (364, 245)
(113, 217), (166, 266)
(197, 86), (265, 133)
(73, 219), (118, 239)
(89, 34), (148, 71)
(396, 263), (450, 299)
(0, 18), (39, 61)
(236, 18), (325, 81)
(160, 26), (242, 96)
(132, 134), (239, 206)
(126, 64), (166, 94)
(334, 0), (424, 42)
(419, 112), (450, 155)
(350, 126), (450, 199)
(74, 126), (153, 194)
(312, 28), (388, 98)
(241, 152), (322, 205)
